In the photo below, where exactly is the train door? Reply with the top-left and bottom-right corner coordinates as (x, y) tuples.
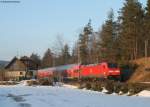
(101, 63), (109, 78)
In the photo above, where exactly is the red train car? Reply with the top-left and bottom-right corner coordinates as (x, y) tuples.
(67, 62), (120, 79)
(37, 68), (53, 79)
(37, 64), (78, 80)
(66, 65), (81, 79)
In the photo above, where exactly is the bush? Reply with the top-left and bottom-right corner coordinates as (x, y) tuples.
(113, 82), (122, 94)
(85, 82), (92, 90)
(78, 79), (149, 96)
(78, 82), (86, 89)
(39, 79), (53, 86)
(80, 77), (102, 82)
(128, 83), (144, 95)
(26, 80), (38, 86)
(104, 80), (115, 94)
(91, 82), (103, 91)
(120, 83), (129, 94)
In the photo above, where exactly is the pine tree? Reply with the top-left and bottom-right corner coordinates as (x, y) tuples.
(30, 53), (41, 68)
(61, 44), (71, 65)
(41, 48), (53, 68)
(119, 0), (144, 63)
(99, 9), (117, 62)
(71, 42), (79, 63)
(144, 0), (150, 57)
(78, 20), (93, 64)
(88, 32), (99, 63)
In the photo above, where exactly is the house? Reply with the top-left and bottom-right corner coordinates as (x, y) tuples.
(4, 56), (38, 81)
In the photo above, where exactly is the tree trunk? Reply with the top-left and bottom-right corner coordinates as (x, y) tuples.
(145, 40), (148, 58)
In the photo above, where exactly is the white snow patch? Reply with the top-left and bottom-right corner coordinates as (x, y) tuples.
(62, 84), (78, 89)
(137, 90), (150, 97)
(101, 87), (108, 93)
(0, 85), (150, 107)
(17, 80), (28, 86)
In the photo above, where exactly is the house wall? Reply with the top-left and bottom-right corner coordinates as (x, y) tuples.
(4, 71), (26, 81)
(0, 72), (4, 81)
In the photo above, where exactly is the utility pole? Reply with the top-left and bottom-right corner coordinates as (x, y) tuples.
(77, 43), (81, 80)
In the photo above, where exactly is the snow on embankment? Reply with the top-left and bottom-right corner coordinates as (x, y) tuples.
(63, 85), (150, 99)
(137, 90), (150, 97)
(62, 84), (78, 89)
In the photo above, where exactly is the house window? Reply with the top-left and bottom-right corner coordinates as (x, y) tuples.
(20, 72), (23, 75)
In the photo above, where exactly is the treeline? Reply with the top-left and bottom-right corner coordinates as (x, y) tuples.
(30, 0), (150, 68)
(29, 43), (73, 68)
(75, 0), (150, 65)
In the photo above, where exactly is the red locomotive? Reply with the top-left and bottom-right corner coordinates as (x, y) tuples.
(66, 62), (120, 79)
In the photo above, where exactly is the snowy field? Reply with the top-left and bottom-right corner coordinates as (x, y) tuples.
(0, 85), (150, 107)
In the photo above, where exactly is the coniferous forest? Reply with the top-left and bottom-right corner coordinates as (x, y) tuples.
(30, 0), (150, 68)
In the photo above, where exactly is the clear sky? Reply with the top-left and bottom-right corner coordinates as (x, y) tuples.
(0, 0), (146, 61)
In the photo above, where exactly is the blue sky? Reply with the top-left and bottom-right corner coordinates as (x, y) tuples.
(0, 0), (146, 61)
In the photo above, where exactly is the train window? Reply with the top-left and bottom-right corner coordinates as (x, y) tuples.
(108, 63), (117, 68)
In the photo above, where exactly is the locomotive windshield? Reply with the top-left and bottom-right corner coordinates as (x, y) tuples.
(108, 63), (118, 68)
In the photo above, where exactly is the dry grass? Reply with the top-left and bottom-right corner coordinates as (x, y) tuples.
(128, 57), (150, 83)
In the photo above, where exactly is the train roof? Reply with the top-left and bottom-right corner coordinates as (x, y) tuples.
(38, 64), (79, 72)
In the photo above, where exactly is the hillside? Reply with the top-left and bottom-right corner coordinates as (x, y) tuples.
(128, 58), (150, 83)
(0, 60), (9, 69)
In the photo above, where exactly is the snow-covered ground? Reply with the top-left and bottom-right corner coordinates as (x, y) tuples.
(0, 85), (150, 107)
(137, 90), (150, 97)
